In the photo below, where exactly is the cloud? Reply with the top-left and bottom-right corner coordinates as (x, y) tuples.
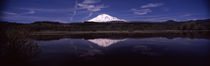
(77, 4), (94, 10)
(20, 8), (74, 12)
(77, 3), (107, 12)
(2, 10), (35, 16)
(77, 0), (107, 12)
(131, 9), (152, 15)
(88, 4), (107, 12)
(132, 3), (163, 15)
(85, 12), (93, 19)
(71, 0), (107, 20)
(182, 14), (192, 17)
(2, 11), (17, 15)
(2, 13), (69, 23)
(83, 0), (101, 4)
(141, 3), (163, 8)
(28, 10), (35, 14)
(70, 0), (78, 21)
(2, 8), (72, 23)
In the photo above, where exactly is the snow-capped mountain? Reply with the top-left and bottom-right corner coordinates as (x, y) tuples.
(88, 39), (126, 47)
(87, 14), (126, 22)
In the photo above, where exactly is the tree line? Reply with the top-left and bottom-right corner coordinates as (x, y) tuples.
(0, 19), (210, 32)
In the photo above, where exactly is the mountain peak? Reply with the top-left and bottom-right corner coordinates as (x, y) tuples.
(99, 14), (110, 16)
(87, 14), (126, 22)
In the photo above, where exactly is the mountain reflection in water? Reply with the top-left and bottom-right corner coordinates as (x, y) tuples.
(0, 33), (210, 66)
(88, 39), (126, 47)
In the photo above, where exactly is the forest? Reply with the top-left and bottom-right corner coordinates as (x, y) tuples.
(1, 19), (210, 32)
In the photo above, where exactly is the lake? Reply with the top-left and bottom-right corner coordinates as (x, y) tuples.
(0, 33), (209, 66)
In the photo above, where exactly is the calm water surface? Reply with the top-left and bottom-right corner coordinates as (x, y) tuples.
(1, 37), (209, 66)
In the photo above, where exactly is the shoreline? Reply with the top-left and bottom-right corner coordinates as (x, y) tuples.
(31, 30), (210, 35)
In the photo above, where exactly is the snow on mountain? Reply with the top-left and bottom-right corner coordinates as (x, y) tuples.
(88, 39), (126, 47)
(87, 14), (126, 22)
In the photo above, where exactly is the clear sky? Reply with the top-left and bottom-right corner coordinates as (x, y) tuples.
(0, 0), (209, 23)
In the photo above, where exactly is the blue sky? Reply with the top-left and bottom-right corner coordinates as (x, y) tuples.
(0, 0), (209, 23)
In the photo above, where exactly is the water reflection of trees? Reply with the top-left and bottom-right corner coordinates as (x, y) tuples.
(30, 31), (210, 40)
(0, 28), (40, 66)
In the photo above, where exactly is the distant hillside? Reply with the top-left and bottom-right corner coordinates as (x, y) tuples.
(0, 19), (210, 32)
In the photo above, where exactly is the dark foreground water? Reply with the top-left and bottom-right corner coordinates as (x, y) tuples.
(0, 36), (210, 66)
